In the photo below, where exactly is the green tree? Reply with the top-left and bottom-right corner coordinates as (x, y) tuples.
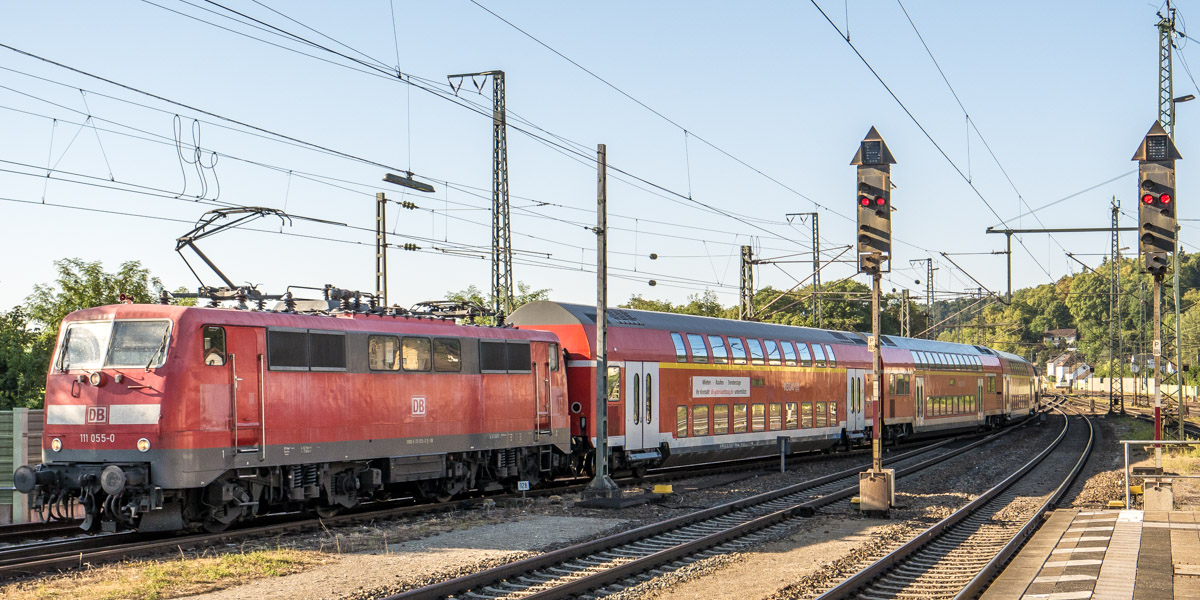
(0, 307), (49, 409)
(26, 258), (161, 336)
(445, 281), (551, 323)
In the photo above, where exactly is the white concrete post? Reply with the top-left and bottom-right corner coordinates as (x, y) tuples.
(11, 407), (28, 524)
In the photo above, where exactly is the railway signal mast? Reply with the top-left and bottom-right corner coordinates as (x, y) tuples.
(1133, 122), (1181, 478)
(852, 127), (895, 515)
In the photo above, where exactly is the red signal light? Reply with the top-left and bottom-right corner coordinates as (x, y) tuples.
(875, 197), (886, 206)
(860, 196), (871, 206)
(1143, 193), (1155, 204)
(1161, 193), (1172, 204)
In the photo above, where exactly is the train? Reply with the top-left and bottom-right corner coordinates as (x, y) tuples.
(12, 299), (1039, 532)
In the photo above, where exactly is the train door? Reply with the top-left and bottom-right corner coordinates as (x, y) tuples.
(623, 362), (660, 450)
(847, 369), (867, 431)
(915, 376), (925, 427)
(1003, 375), (1011, 415)
(977, 378), (984, 420)
(225, 326), (264, 458)
(532, 343), (552, 437)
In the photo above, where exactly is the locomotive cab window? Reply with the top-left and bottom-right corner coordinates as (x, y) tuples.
(708, 335), (729, 364)
(729, 337), (748, 364)
(811, 343), (826, 368)
(765, 340), (782, 366)
(433, 339), (462, 372)
(687, 333), (709, 363)
(402, 337), (431, 371)
(203, 326), (226, 366)
(368, 335), (400, 371)
(548, 342), (560, 371)
(671, 333), (688, 363)
(747, 339), (765, 365)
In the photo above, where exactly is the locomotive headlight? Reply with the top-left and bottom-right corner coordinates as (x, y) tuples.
(137, 438), (151, 452)
(51, 437), (62, 452)
(88, 371), (104, 387)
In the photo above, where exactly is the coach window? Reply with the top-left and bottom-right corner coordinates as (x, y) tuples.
(801, 402), (813, 428)
(607, 366), (621, 401)
(729, 337), (748, 364)
(433, 339), (462, 372)
(781, 342), (797, 366)
(815, 401), (827, 427)
(812, 343), (826, 368)
(676, 406), (688, 438)
(829, 401), (838, 424)
(898, 374), (910, 395)
(986, 374), (996, 393)
(747, 339), (765, 365)
(749, 403), (764, 431)
(914, 351), (925, 369)
(765, 340), (782, 366)
(633, 373), (641, 424)
(785, 402), (798, 429)
(824, 345), (836, 368)
(733, 404), (748, 433)
(693, 405), (709, 436)
(769, 403), (782, 430)
(368, 335), (400, 371)
(548, 342), (560, 371)
(708, 335), (729, 364)
(203, 326), (226, 366)
(714, 404), (729, 434)
(402, 338), (431, 371)
(889, 374), (896, 395)
(687, 333), (709, 363)
(796, 342), (812, 367)
(671, 333), (688, 363)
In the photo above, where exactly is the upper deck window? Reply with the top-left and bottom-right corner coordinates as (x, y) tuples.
(824, 344), (836, 368)
(764, 340), (782, 366)
(708, 335), (729, 364)
(746, 339), (765, 365)
(781, 341), (797, 366)
(729, 337), (748, 364)
(686, 334), (709, 363)
(58, 319), (172, 371)
(670, 333), (688, 363)
(796, 342), (812, 367)
(811, 343), (827, 368)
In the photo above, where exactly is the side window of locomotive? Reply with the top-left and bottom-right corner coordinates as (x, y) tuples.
(765, 340), (781, 366)
(607, 366), (621, 401)
(708, 335), (729, 364)
(785, 402), (798, 429)
(402, 337), (432, 371)
(747, 339), (765, 365)
(811, 343), (826, 368)
(267, 330), (308, 370)
(548, 342), (560, 371)
(506, 342), (531, 372)
(433, 339), (462, 372)
(781, 341), (797, 366)
(676, 406), (688, 438)
(480, 341), (506, 372)
(824, 345), (836, 368)
(693, 405), (709, 436)
(203, 326), (226, 366)
(368, 335), (400, 371)
(671, 333), (688, 363)
(796, 342), (812, 367)
(686, 333), (709, 363)
(713, 404), (729, 434)
(309, 332), (346, 371)
(729, 337), (748, 364)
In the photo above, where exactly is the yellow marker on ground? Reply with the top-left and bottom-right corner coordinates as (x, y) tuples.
(653, 484), (673, 494)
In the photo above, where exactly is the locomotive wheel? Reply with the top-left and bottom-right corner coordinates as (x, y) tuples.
(315, 505), (341, 518)
(631, 466), (648, 479)
(203, 518), (231, 533)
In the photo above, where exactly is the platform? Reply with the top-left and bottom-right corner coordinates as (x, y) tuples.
(982, 509), (1200, 600)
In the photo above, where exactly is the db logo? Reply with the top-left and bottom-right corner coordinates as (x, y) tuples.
(86, 407), (108, 424)
(411, 396), (426, 416)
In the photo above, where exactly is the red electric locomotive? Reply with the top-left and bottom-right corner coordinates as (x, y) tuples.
(14, 303), (571, 532)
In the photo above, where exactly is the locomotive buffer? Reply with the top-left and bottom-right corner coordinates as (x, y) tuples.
(852, 127), (896, 515)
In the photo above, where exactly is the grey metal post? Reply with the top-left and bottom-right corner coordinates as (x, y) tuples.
(375, 192), (387, 307)
(1006, 231), (1012, 304)
(12, 408), (28, 524)
(584, 143), (619, 499)
(900, 288), (910, 338)
(1154, 276), (1163, 469)
(872, 273), (883, 472)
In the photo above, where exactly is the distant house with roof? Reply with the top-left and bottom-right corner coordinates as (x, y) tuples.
(1042, 328), (1078, 350)
(1046, 352), (1087, 385)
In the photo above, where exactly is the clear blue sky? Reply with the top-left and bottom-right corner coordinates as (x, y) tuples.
(0, 1), (1190, 313)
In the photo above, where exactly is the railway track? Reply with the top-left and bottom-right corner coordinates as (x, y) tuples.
(815, 401), (1092, 600)
(0, 519), (82, 546)
(380, 415), (1044, 600)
